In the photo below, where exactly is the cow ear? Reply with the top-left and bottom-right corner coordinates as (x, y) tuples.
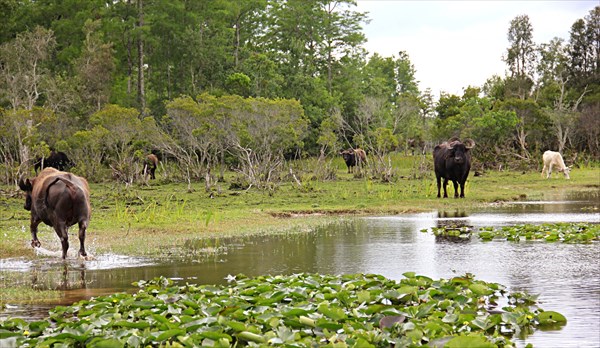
(18, 176), (32, 191)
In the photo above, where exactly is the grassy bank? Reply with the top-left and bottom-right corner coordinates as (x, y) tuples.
(0, 157), (598, 307)
(1, 156), (598, 260)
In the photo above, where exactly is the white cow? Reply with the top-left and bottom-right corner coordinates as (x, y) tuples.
(541, 150), (571, 179)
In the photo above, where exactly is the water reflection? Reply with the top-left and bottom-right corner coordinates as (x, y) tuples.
(1, 192), (599, 347)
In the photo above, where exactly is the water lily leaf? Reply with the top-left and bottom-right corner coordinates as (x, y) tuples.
(445, 335), (496, 348)
(471, 317), (493, 330)
(415, 302), (436, 318)
(87, 338), (124, 348)
(0, 331), (21, 339)
(282, 308), (310, 318)
(469, 283), (492, 295)
(442, 313), (458, 323)
(113, 321), (150, 329)
(318, 303), (347, 321)
(155, 328), (186, 341)
(132, 301), (155, 309)
(379, 315), (405, 329)
(537, 311), (567, 326)
(406, 328), (423, 341)
(198, 331), (232, 341)
(316, 318), (343, 331)
(364, 304), (386, 314)
(237, 331), (266, 343)
(357, 290), (371, 303)
(224, 320), (246, 332)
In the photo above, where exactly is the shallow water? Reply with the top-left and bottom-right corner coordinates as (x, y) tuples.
(2, 190), (599, 347)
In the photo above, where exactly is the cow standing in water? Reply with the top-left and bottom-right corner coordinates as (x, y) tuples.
(19, 168), (91, 259)
(433, 138), (475, 198)
(143, 154), (159, 180)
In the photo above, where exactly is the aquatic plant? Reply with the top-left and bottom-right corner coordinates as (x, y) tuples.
(476, 223), (600, 243)
(0, 272), (564, 347)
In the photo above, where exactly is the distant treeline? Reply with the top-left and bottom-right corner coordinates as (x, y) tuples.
(0, 1), (598, 186)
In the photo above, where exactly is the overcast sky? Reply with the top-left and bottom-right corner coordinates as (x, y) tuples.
(355, 0), (597, 97)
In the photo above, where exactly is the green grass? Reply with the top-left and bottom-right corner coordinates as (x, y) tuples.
(0, 155), (598, 307)
(1, 156), (598, 259)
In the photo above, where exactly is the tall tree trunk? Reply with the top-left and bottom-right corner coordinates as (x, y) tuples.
(137, 0), (146, 115)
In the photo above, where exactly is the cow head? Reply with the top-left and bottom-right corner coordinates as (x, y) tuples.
(340, 149), (354, 162)
(561, 166), (572, 179)
(447, 139), (475, 165)
(18, 176), (34, 211)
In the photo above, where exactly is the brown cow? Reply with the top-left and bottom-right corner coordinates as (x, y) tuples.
(19, 168), (91, 259)
(340, 148), (367, 173)
(143, 154), (159, 180)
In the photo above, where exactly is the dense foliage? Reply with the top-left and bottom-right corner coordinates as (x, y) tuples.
(0, 1), (598, 185)
(0, 273), (567, 347)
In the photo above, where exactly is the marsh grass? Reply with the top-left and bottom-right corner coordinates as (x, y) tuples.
(1, 156), (598, 260)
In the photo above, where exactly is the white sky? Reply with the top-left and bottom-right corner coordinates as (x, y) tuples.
(355, 0), (598, 97)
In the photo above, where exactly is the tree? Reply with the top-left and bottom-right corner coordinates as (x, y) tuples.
(75, 20), (115, 113)
(88, 104), (147, 184)
(504, 15), (536, 99)
(0, 26), (55, 110)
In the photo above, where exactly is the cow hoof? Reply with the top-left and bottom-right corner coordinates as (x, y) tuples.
(31, 240), (41, 248)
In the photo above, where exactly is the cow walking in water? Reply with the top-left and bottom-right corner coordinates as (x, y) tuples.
(19, 168), (91, 259)
(433, 138), (475, 198)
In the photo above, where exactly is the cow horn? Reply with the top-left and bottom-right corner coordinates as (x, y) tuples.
(464, 139), (475, 149)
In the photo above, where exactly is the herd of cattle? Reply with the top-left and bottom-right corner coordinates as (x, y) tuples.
(19, 141), (572, 259)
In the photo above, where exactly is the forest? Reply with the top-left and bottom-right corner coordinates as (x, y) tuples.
(0, 0), (598, 187)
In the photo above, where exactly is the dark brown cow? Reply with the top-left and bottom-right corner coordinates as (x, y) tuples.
(143, 154), (159, 180)
(340, 148), (367, 173)
(433, 138), (475, 198)
(19, 168), (91, 259)
(33, 151), (75, 173)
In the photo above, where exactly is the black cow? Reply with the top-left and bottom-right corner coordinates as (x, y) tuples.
(19, 167), (91, 259)
(433, 138), (475, 198)
(34, 151), (75, 173)
(340, 148), (367, 173)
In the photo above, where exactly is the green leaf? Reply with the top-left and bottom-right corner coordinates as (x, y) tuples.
(87, 338), (124, 348)
(156, 329), (186, 341)
(318, 303), (347, 321)
(316, 318), (343, 331)
(445, 335), (496, 348)
(537, 311), (567, 326)
(113, 321), (150, 329)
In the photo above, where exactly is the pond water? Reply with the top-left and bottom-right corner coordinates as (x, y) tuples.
(1, 190), (599, 347)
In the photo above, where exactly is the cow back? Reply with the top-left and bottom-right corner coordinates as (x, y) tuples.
(30, 168), (91, 221)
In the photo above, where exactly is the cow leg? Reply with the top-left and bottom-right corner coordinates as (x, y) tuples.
(78, 220), (88, 258)
(150, 167), (156, 180)
(547, 164), (553, 178)
(30, 217), (42, 248)
(436, 175), (442, 198)
(54, 223), (69, 259)
(459, 181), (465, 198)
(541, 164), (547, 178)
(442, 178), (449, 198)
(452, 180), (459, 198)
